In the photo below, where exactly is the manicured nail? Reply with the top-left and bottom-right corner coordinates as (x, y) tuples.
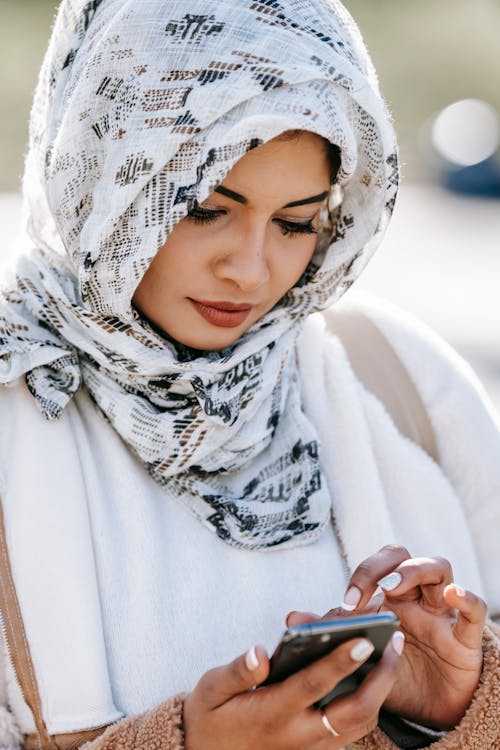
(454, 584), (466, 597)
(377, 572), (402, 591)
(392, 631), (405, 655)
(350, 639), (375, 662)
(341, 586), (361, 611)
(245, 646), (259, 671)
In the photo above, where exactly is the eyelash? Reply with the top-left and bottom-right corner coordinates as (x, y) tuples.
(187, 205), (317, 238)
(187, 205), (225, 225)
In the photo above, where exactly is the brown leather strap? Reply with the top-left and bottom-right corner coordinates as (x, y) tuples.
(323, 307), (439, 463)
(0, 502), (58, 750)
(25, 726), (111, 750)
(0, 502), (111, 749)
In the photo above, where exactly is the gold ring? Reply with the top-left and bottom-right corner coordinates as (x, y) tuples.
(321, 709), (341, 737)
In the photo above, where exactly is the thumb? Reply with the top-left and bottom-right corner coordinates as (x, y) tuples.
(196, 645), (269, 709)
(286, 610), (321, 627)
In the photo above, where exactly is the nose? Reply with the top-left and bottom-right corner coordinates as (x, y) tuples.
(213, 225), (270, 291)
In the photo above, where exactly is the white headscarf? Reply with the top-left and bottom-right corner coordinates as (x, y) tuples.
(0, 0), (398, 549)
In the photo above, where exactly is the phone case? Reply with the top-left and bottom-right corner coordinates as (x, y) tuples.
(263, 612), (399, 707)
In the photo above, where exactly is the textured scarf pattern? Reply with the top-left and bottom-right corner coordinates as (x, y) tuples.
(0, 0), (398, 548)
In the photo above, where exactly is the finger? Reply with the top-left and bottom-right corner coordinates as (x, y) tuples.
(318, 595), (384, 624)
(336, 593), (385, 616)
(277, 636), (377, 713)
(320, 606), (350, 619)
(313, 709), (377, 748)
(286, 710), (364, 750)
(444, 584), (487, 650)
(367, 592), (385, 612)
(286, 611), (321, 627)
(378, 557), (454, 611)
(308, 711), (369, 749)
(310, 719), (382, 750)
(303, 631), (404, 742)
(195, 645), (269, 709)
(341, 545), (411, 612)
(286, 604), (382, 630)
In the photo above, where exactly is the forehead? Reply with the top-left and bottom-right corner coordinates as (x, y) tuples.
(219, 132), (331, 205)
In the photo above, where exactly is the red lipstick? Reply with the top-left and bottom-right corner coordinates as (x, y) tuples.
(190, 299), (253, 328)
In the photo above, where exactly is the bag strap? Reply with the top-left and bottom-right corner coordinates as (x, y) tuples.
(0, 503), (58, 750)
(0, 500), (111, 750)
(322, 307), (439, 463)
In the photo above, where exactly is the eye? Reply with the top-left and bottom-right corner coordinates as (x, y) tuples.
(187, 203), (226, 225)
(274, 219), (318, 238)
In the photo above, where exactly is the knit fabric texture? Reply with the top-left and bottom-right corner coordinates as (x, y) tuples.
(0, 0), (398, 549)
(80, 693), (186, 750)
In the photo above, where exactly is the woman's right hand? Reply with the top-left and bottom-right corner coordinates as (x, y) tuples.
(183, 631), (403, 749)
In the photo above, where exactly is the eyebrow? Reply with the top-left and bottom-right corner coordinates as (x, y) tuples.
(214, 185), (329, 208)
(284, 191), (329, 208)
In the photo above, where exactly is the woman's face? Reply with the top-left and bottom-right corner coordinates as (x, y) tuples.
(132, 131), (331, 351)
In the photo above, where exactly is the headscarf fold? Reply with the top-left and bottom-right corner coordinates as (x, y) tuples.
(0, 0), (398, 549)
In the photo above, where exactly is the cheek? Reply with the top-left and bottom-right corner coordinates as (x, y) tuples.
(278, 238), (316, 287)
(132, 238), (181, 308)
(303, 236), (318, 268)
(160, 221), (220, 269)
(144, 231), (202, 284)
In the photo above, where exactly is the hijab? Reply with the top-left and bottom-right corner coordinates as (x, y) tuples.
(0, 0), (398, 549)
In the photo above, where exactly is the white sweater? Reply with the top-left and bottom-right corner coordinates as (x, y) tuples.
(0, 295), (498, 739)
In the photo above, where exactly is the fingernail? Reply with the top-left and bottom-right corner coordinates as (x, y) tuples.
(350, 639), (375, 662)
(341, 586), (361, 611)
(454, 584), (466, 597)
(245, 646), (259, 671)
(392, 631), (405, 655)
(377, 572), (402, 591)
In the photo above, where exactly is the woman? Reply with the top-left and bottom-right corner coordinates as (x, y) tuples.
(0, 1), (498, 748)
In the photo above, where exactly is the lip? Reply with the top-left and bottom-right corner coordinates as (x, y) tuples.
(190, 299), (254, 328)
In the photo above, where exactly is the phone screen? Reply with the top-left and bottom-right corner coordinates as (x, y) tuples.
(263, 612), (399, 707)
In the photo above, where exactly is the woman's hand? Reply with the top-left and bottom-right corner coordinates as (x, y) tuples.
(183, 628), (403, 749)
(290, 545), (487, 730)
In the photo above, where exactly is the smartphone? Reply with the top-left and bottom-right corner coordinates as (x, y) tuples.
(263, 612), (399, 707)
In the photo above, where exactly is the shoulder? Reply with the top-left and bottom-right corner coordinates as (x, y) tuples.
(323, 291), (497, 418)
(0, 379), (77, 494)
(0, 378), (51, 434)
(324, 293), (500, 509)
(320, 291), (500, 481)
(0, 378), (39, 435)
(326, 291), (465, 369)
(0, 380), (43, 491)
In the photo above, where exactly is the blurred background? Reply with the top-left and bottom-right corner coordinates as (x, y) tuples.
(1, 0), (499, 412)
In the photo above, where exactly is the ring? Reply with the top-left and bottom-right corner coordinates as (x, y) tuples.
(321, 709), (341, 737)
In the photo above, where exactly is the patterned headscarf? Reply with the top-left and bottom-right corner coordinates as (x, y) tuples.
(0, 0), (398, 549)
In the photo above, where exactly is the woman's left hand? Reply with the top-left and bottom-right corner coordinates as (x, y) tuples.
(288, 545), (487, 730)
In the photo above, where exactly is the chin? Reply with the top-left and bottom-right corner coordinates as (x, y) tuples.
(169, 308), (261, 351)
(174, 330), (245, 352)
(155, 317), (248, 352)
